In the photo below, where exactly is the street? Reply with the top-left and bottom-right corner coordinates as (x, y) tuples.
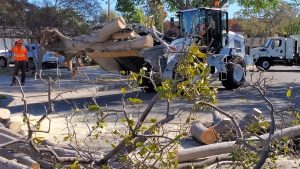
(0, 65), (299, 119)
(0, 65), (299, 151)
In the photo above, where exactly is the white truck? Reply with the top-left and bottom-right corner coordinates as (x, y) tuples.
(250, 35), (300, 70)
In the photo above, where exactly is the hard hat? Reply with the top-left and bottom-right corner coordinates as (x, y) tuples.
(16, 39), (24, 44)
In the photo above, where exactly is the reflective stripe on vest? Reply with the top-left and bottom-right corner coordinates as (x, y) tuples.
(12, 46), (27, 61)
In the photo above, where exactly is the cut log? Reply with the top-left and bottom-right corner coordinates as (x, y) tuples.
(87, 50), (140, 58)
(5, 121), (22, 134)
(0, 150), (40, 169)
(211, 118), (233, 136)
(239, 108), (262, 130)
(111, 30), (140, 40)
(190, 123), (217, 144)
(85, 35), (154, 52)
(177, 124), (300, 162)
(75, 17), (126, 43)
(0, 156), (30, 169)
(212, 110), (222, 125)
(0, 108), (11, 122)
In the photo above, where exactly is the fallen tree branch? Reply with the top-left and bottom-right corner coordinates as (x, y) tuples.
(177, 124), (300, 162)
(178, 154), (230, 169)
(0, 155), (30, 169)
(0, 149), (40, 169)
(97, 94), (160, 165)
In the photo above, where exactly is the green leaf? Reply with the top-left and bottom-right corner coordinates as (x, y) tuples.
(112, 129), (120, 135)
(63, 135), (70, 141)
(128, 118), (135, 128)
(111, 143), (116, 148)
(128, 98), (143, 104)
(149, 118), (157, 123)
(138, 78), (143, 85)
(120, 70), (126, 75)
(70, 160), (79, 169)
(88, 104), (100, 111)
(135, 142), (143, 147)
(287, 88), (292, 97)
(121, 87), (127, 94)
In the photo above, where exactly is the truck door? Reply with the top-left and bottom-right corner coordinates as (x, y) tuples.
(268, 38), (285, 58)
(286, 38), (295, 60)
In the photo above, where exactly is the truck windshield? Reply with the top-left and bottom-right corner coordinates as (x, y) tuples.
(179, 9), (205, 36)
(264, 39), (272, 48)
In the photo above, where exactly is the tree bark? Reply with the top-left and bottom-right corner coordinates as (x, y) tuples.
(190, 123), (217, 144)
(87, 50), (140, 58)
(177, 124), (300, 162)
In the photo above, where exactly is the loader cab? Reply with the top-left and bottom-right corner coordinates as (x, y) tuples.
(177, 8), (229, 52)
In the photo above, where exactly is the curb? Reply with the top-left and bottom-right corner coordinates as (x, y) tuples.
(0, 96), (14, 108)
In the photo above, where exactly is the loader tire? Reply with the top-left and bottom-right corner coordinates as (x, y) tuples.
(221, 57), (245, 90)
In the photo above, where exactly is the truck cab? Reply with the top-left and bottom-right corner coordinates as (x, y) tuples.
(250, 36), (300, 70)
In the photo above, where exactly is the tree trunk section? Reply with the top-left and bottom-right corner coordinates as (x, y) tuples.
(211, 118), (232, 136)
(111, 30), (140, 40)
(81, 35), (154, 52)
(5, 121), (22, 134)
(75, 17), (126, 43)
(190, 123), (217, 144)
(0, 108), (11, 122)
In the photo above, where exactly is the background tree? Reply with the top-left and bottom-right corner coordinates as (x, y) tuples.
(235, 1), (298, 48)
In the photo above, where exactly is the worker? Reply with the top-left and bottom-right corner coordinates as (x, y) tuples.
(10, 39), (28, 86)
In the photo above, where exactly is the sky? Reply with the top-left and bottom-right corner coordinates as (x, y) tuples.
(227, 3), (242, 18)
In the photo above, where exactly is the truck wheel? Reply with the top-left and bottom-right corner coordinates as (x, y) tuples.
(256, 58), (271, 70)
(0, 57), (7, 68)
(222, 57), (245, 90)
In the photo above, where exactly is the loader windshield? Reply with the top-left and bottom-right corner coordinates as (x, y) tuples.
(179, 9), (205, 36)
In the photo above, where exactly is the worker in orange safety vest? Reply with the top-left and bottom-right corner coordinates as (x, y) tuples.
(10, 39), (28, 86)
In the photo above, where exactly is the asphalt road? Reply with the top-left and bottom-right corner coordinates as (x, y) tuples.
(0, 65), (299, 121)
